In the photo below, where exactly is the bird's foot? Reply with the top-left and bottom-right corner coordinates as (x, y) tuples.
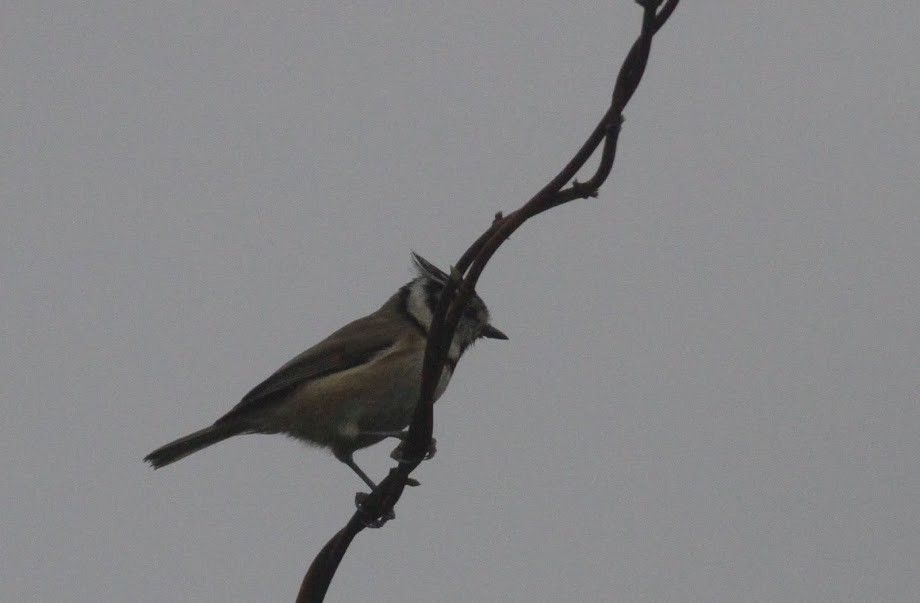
(390, 437), (437, 464)
(354, 492), (395, 528)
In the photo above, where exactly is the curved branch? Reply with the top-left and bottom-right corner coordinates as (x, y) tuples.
(295, 2), (679, 600)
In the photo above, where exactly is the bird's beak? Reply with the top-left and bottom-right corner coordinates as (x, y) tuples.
(481, 324), (509, 340)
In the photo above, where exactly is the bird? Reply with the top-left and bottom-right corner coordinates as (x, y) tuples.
(144, 252), (507, 490)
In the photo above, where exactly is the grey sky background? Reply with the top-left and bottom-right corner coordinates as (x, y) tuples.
(3, 2), (918, 601)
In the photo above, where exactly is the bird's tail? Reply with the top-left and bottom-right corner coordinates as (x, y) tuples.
(144, 422), (246, 469)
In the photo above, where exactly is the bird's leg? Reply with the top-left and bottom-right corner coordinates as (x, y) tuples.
(334, 449), (378, 490)
(334, 449), (420, 492)
(333, 450), (395, 528)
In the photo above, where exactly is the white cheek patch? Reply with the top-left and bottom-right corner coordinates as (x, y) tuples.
(405, 279), (433, 331)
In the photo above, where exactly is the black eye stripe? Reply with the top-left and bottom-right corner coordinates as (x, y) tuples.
(424, 280), (442, 312)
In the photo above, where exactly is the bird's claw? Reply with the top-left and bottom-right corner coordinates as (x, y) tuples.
(390, 437), (437, 464)
(354, 492), (394, 528)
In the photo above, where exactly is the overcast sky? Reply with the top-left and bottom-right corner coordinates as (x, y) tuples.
(3, 2), (919, 601)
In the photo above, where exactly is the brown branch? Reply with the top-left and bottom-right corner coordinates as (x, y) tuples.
(295, 2), (680, 600)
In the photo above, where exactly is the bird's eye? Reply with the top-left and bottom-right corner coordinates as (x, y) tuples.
(462, 307), (477, 319)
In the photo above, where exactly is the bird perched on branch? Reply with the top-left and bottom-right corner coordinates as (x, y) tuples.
(144, 253), (507, 489)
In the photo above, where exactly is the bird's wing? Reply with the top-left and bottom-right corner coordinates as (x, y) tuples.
(217, 311), (397, 421)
